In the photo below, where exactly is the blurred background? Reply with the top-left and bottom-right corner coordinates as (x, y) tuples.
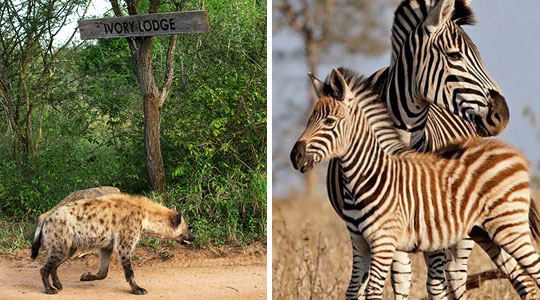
(272, 1), (540, 299)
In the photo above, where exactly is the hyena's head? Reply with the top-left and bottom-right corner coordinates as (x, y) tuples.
(168, 206), (195, 245)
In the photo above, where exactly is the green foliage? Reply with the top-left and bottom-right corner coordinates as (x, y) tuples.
(0, 0), (266, 248)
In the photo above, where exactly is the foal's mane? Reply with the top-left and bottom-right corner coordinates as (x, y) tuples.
(322, 68), (411, 155)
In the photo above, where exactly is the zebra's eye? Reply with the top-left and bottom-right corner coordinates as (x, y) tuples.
(447, 51), (463, 61)
(324, 117), (337, 126)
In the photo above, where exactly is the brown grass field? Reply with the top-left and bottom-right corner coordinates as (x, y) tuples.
(272, 193), (540, 300)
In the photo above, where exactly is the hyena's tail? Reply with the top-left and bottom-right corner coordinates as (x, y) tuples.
(30, 219), (43, 260)
(529, 198), (540, 240)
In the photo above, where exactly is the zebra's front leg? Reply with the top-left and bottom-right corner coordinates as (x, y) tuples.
(445, 238), (473, 300)
(424, 251), (449, 300)
(391, 251), (412, 300)
(365, 237), (397, 300)
(346, 231), (371, 300)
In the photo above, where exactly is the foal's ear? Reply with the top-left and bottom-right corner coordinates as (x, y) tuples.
(308, 72), (324, 97)
(329, 68), (354, 104)
(424, 0), (455, 33)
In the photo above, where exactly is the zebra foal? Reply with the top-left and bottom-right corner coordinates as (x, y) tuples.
(291, 68), (540, 300)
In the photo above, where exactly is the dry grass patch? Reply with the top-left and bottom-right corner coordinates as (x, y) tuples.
(272, 197), (529, 300)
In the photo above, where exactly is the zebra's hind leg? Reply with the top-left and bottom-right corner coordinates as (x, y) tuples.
(484, 219), (540, 299)
(365, 237), (397, 300)
(391, 251), (412, 300)
(445, 238), (473, 300)
(470, 227), (536, 299)
(346, 231), (371, 300)
(424, 251), (449, 300)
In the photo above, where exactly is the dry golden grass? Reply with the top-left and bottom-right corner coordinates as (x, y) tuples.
(272, 196), (532, 300)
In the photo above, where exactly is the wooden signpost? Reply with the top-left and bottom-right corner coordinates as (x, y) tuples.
(78, 10), (209, 40)
(77, 9), (210, 192)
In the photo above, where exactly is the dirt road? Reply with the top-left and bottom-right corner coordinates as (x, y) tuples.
(0, 246), (266, 300)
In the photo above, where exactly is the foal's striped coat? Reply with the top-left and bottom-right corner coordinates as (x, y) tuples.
(291, 68), (540, 300)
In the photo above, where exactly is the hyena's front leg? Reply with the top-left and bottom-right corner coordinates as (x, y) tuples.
(81, 247), (113, 281)
(117, 238), (147, 295)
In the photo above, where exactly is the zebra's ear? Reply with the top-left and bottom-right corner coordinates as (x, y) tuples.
(329, 68), (353, 103)
(308, 72), (324, 97)
(424, 0), (455, 33)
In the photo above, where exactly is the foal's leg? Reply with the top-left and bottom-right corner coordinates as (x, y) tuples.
(484, 213), (540, 298)
(471, 228), (536, 299)
(365, 237), (397, 300)
(445, 238), (473, 300)
(346, 231), (371, 300)
(391, 251), (412, 300)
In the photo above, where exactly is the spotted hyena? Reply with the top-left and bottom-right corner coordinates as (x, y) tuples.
(31, 193), (195, 295)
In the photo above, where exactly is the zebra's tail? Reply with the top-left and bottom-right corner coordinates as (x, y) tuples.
(30, 220), (43, 260)
(529, 198), (540, 240)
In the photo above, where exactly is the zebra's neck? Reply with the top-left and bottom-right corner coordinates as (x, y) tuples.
(382, 56), (431, 149)
(339, 92), (410, 185)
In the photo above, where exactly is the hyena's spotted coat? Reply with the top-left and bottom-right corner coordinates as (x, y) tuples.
(32, 186), (121, 250)
(31, 193), (195, 295)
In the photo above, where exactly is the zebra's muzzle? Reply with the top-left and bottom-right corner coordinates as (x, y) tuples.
(291, 141), (315, 173)
(474, 90), (509, 137)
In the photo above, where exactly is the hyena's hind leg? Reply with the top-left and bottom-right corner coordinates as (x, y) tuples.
(80, 247), (113, 281)
(41, 255), (62, 294)
(50, 246), (76, 291)
(41, 246), (72, 294)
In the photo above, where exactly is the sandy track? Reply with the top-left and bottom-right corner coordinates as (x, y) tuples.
(0, 247), (266, 300)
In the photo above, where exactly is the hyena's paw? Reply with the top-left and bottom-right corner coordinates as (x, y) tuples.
(80, 272), (97, 281)
(52, 281), (63, 290)
(132, 286), (148, 295)
(44, 286), (59, 294)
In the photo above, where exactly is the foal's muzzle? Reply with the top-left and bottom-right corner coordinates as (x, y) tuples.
(290, 141), (315, 173)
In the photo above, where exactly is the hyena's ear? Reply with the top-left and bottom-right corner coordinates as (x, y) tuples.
(169, 205), (177, 212)
(308, 72), (324, 98)
(171, 212), (183, 227)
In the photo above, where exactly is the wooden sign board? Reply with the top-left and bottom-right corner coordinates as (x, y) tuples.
(78, 10), (209, 40)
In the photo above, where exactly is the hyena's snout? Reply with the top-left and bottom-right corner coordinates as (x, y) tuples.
(181, 226), (195, 245)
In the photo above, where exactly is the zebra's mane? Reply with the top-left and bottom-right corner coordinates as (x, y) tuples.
(323, 68), (411, 156)
(391, 0), (476, 63)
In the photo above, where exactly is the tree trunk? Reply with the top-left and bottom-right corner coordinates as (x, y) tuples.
(143, 94), (167, 192)
(137, 37), (167, 193)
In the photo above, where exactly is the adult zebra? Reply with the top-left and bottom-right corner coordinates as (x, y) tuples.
(299, 0), (536, 299)
(290, 67), (540, 300)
